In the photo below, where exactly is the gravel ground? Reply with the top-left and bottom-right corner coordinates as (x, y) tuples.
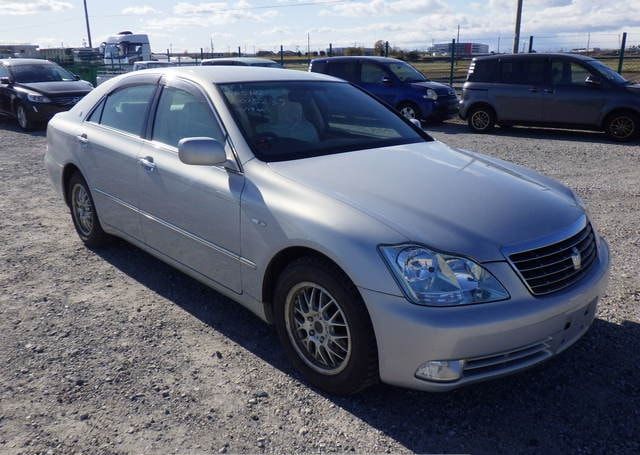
(1, 117), (639, 455)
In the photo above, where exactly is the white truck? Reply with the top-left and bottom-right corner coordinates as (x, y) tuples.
(96, 31), (153, 85)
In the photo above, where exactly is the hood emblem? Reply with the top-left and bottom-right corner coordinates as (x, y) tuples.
(570, 247), (582, 270)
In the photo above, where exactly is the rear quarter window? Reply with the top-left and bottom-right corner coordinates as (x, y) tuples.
(310, 61), (327, 73)
(327, 61), (358, 82)
(467, 60), (498, 82)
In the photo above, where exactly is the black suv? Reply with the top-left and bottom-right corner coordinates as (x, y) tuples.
(309, 56), (458, 123)
(0, 58), (93, 130)
(459, 53), (640, 141)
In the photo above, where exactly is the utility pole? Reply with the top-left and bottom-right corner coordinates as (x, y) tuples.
(210, 35), (214, 57)
(457, 24), (460, 44)
(513, 0), (523, 53)
(83, 0), (92, 48)
(307, 32), (310, 58)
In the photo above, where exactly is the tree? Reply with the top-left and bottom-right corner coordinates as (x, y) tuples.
(374, 40), (386, 56)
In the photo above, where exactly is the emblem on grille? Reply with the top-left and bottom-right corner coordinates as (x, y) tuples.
(570, 247), (582, 270)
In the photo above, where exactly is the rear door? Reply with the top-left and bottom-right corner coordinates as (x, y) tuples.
(137, 77), (244, 293)
(80, 77), (159, 240)
(491, 57), (547, 123)
(543, 58), (606, 127)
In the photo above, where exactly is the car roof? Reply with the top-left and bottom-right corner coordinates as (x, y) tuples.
(0, 58), (56, 66)
(201, 57), (277, 64)
(130, 66), (340, 84)
(310, 56), (401, 64)
(472, 52), (596, 62)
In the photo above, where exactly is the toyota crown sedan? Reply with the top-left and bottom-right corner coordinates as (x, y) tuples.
(45, 67), (610, 395)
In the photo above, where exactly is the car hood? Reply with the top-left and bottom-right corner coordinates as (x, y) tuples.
(267, 141), (584, 262)
(410, 81), (455, 96)
(16, 80), (93, 96)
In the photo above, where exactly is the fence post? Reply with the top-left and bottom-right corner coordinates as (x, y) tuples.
(166, 49), (170, 63)
(528, 35), (533, 53)
(200, 47), (203, 62)
(449, 38), (456, 86)
(385, 41), (389, 57)
(617, 32), (627, 74)
(280, 45), (284, 66)
(238, 46), (241, 57)
(329, 43), (332, 57)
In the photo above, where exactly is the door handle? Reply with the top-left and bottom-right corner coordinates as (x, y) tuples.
(76, 133), (88, 144)
(528, 87), (539, 93)
(139, 156), (156, 172)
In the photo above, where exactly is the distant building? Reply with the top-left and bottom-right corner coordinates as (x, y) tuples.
(0, 43), (39, 59)
(429, 42), (489, 56)
(39, 47), (74, 64)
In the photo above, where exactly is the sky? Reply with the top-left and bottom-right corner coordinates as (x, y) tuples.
(1, 0), (638, 54)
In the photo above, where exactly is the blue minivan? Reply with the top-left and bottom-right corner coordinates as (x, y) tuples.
(309, 56), (458, 122)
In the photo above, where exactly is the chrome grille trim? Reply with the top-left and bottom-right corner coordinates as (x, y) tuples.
(509, 223), (598, 296)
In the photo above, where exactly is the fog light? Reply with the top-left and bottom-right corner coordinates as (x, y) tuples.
(415, 360), (465, 382)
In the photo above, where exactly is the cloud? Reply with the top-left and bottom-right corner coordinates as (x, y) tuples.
(122, 6), (158, 15)
(0, 0), (72, 15)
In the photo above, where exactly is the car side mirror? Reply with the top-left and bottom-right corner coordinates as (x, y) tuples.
(381, 76), (393, 86)
(585, 75), (601, 87)
(73, 73), (80, 81)
(178, 137), (228, 166)
(0, 76), (11, 85)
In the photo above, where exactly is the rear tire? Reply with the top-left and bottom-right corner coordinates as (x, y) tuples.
(468, 105), (495, 133)
(68, 172), (109, 247)
(273, 256), (379, 395)
(604, 111), (638, 142)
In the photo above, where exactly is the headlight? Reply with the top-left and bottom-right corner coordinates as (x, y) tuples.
(422, 89), (438, 100)
(380, 244), (509, 306)
(26, 93), (51, 103)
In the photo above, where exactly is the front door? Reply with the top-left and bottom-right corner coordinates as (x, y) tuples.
(81, 81), (158, 240)
(491, 57), (547, 123)
(137, 78), (244, 293)
(543, 58), (607, 127)
(358, 61), (396, 105)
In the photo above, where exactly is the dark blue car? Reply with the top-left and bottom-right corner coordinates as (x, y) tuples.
(309, 56), (458, 123)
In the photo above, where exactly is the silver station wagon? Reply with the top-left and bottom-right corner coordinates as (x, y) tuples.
(45, 67), (610, 394)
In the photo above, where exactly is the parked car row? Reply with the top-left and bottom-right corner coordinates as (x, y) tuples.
(45, 66), (609, 394)
(2, 54), (639, 142)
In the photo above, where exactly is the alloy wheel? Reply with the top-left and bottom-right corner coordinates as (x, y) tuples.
(400, 105), (417, 120)
(72, 184), (94, 236)
(609, 115), (635, 140)
(285, 282), (352, 375)
(16, 105), (28, 130)
(471, 110), (491, 130)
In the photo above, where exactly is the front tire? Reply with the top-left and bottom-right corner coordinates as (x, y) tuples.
(15, 103), (35, 131)
(468, 105), (495, 133)
(68, 172), (109, 247)
(273, 256), (378, 395)
(397, 102), (421, 122)
(604, 111), (638, 142)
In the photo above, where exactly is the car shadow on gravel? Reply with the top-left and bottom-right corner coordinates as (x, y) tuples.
(0, 117), (46, 136)
(427, 121), (640, 146)
(93, 239), (640, 454)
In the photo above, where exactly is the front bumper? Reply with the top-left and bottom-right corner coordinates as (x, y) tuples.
(423, 95), (459, 121)
(361, 236), (610, 392)
(27, 102), (73, 122)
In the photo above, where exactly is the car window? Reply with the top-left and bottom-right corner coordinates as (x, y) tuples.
(387, 62), (428, 82)
(327, 61), (358, 82)
(551, 60), (593, 86)
(100, 84), (156, 135)
(10, 63), (75, 83)
(219, 81), (429, 162)
(86, 98), (105, 123)
(499, 59), (546, 85)
(467, 60), (498, 82)
(360, 62), (387, 83)
(152, 86), (224, 148)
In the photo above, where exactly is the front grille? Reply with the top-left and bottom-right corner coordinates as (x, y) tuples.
(463, 339), (551, 377)
(510, 223), (598, 296)
(51, 95), (84, 106)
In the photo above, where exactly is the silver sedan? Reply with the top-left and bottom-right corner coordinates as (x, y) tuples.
(45, 67), (610, 394)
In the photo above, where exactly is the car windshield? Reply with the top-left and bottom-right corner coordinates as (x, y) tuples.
(387, 62), (429, 82)
(219, 81), (429, 162)
(11, 63), (76, 83)
(587, 60), (628, 84)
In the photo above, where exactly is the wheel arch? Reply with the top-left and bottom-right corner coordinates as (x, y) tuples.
(601, 107), (640, 129)
(61, 163), (82, 207)
(261, 245), (360, 324)
(468, 101), (496, 118)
